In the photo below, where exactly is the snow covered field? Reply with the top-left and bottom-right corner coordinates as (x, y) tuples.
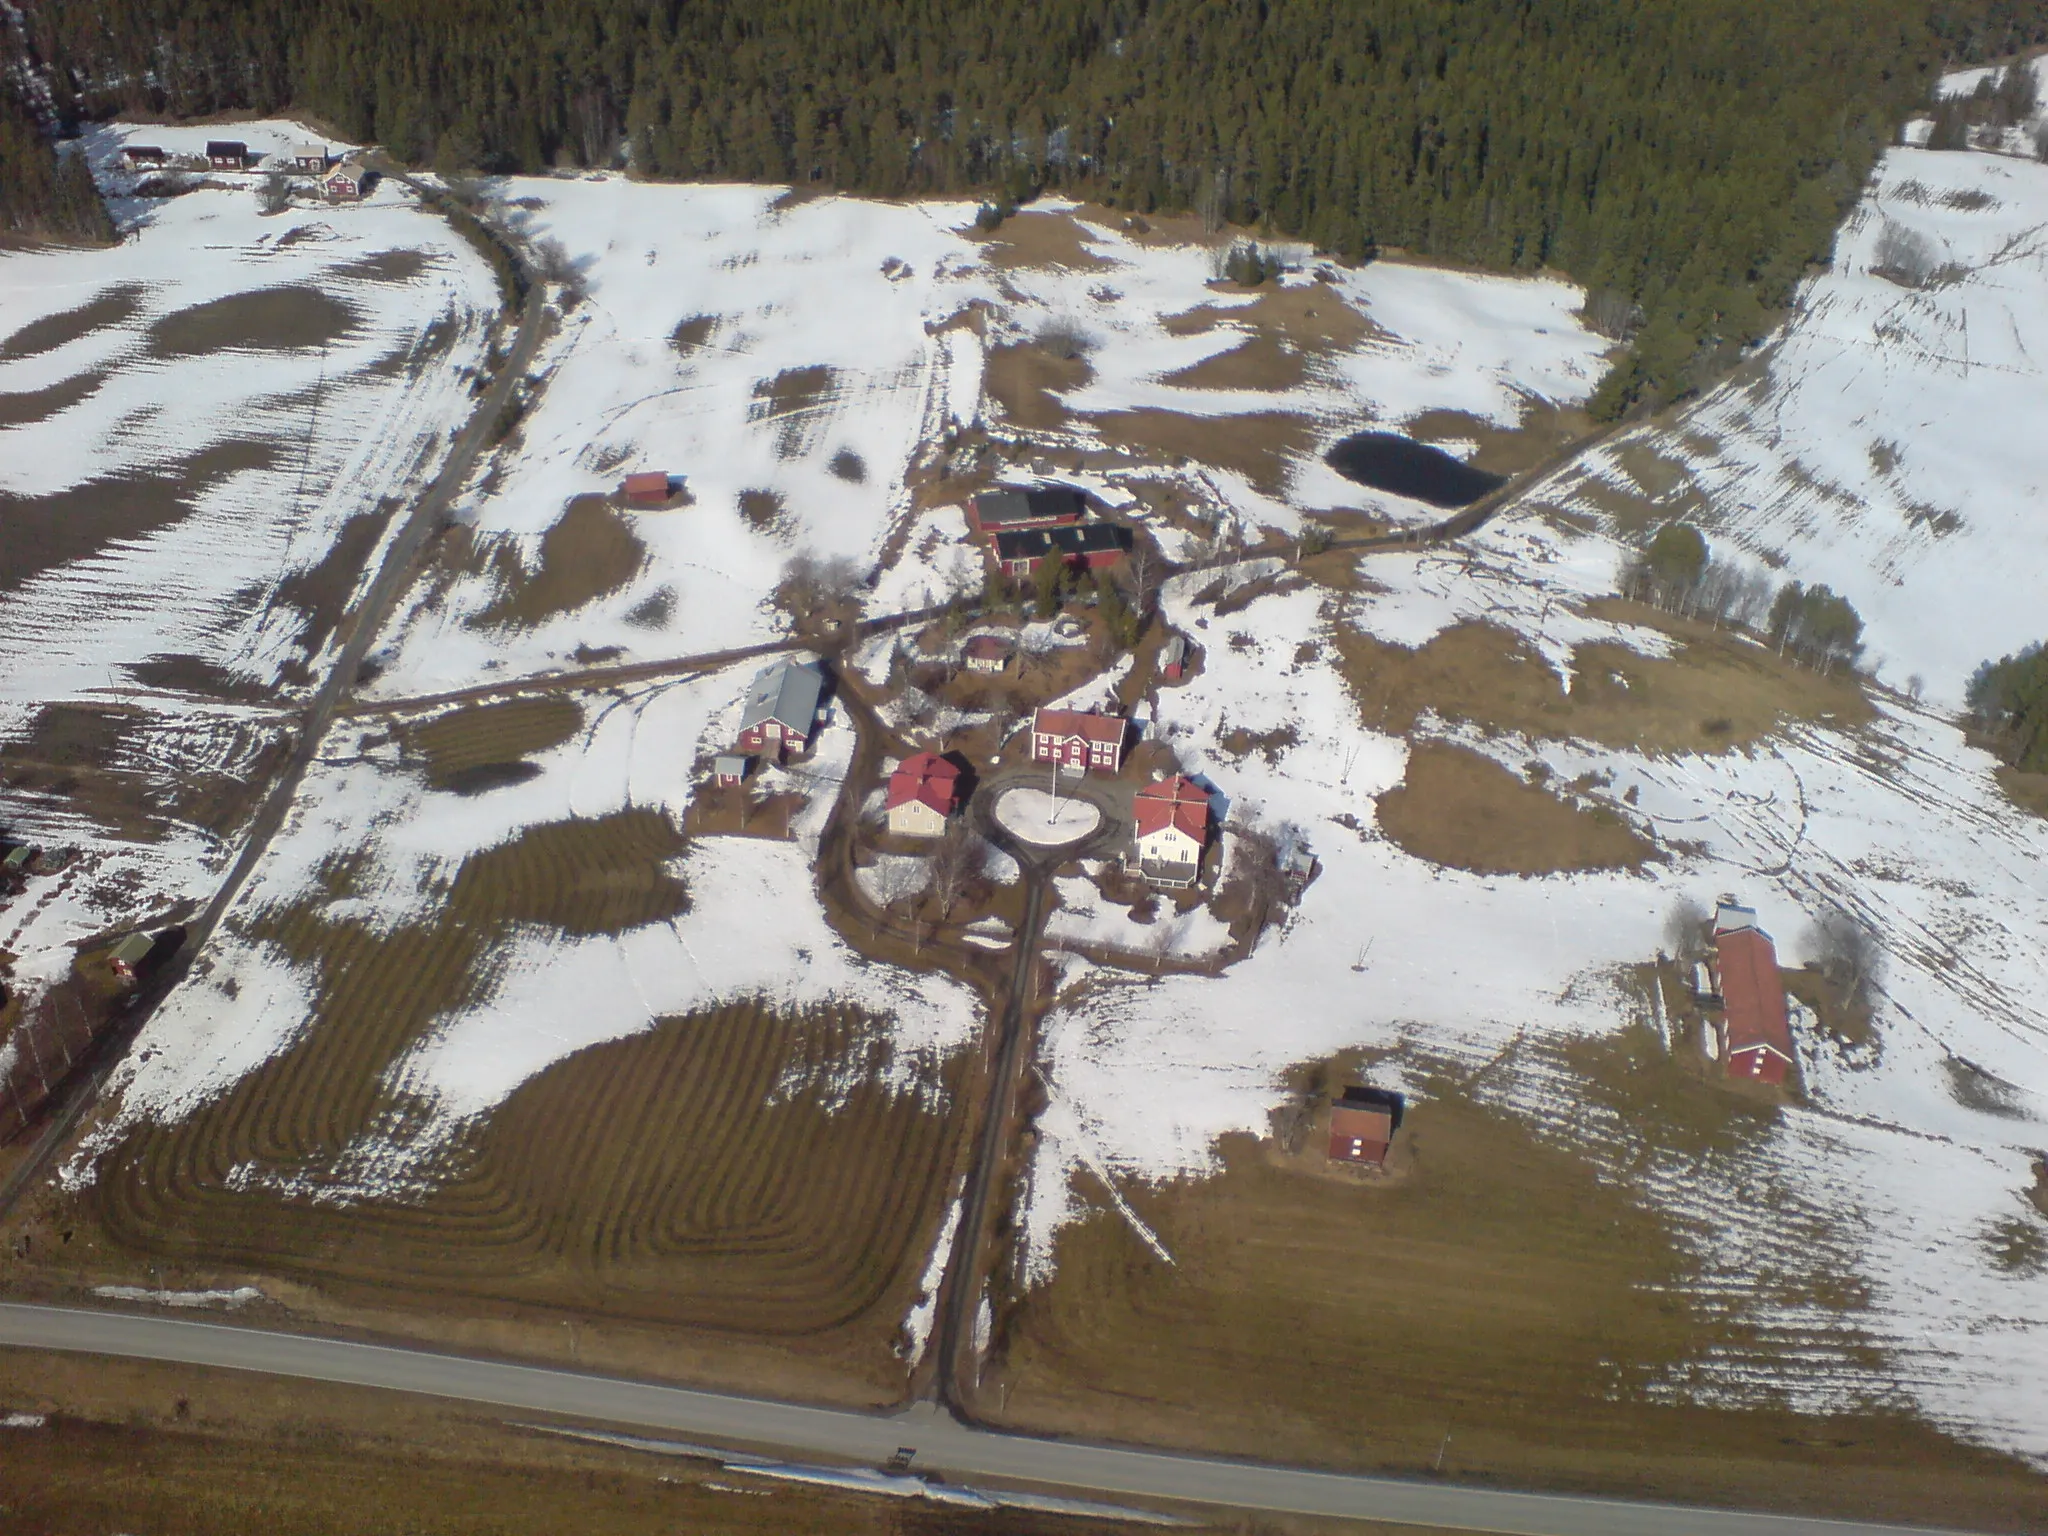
(1022, 508), (2048, 1458)
(1549, 71), (2048, 703)
(0, 120), (499, 974)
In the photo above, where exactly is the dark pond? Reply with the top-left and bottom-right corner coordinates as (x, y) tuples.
(1323, 431), (1507, 509)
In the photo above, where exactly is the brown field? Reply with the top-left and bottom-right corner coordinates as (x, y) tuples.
(146, 285), (360, 357)
(1334, 608), (1870, 756)
(1406, 398), (1595, 478)
(472, 496), (647, 628)
(1088, 410), (1314, 498)
(403, 696), (585, 792)
(0, 439), (283, 595)
(1376, 740), (1655, 876)
(985, 1054), (2048, 1530)
(751, 364), (839, 458)
(0, 283), (145, 361)
(0, 702), (285, 843)
(0, 1354), (1185, 1536)
(1158, 334), (1308, 392)
(331, 248), (433, 284)
(976, 210), (1113, 271)
(0, 368), (107, 428)
(9, 806), (968, 1394)
(272, 504), (393, 656)
(1997, 767), (2048, 820)
(982, 341), (1091, 431)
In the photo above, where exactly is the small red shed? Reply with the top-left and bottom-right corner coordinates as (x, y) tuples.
(1327, 1085), (1403, 1167)
(622, 472), (674, 506)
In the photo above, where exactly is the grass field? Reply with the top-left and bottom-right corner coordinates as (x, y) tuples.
(402, 696), (586, 791)
(1334, 608), (1870, 756)
(472, 498), (648, 629)
(986, 1044), (2048, 1529)
(1375, 740), (1656, 876)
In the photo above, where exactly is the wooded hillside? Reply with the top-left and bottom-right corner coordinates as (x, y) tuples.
(11, 0), (2047, 399)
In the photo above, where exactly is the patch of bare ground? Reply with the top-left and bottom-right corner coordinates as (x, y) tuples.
(1375, 740), (1654, 875)
(1996, 767), (2048, 820)
(0, 439), (283, 595)
(1089, 410), (1314, 499)
(973, 209), (1113, 271)
(0, 1353), (1188, 1536)
(981, 341), (1090, 431)
(1158, 334), (1309, 392)
(124, 654), (276, 703)
(0, 704), (285, 843)
(1335, 606), (1869, 756)
(330, 248), (432, 283)
(146, 285), (360, 357)
(985, 1061), (2048, 1529)
(1781, 964), (1877, 1054)
(0, 284), (146, 361)
(1406, 396), (1595, 478)
(273, 504), (393, 656)
(471, 496), (647, 627)
(0, 369), (108, 428)
(670, 313), (719, 354)
(750, 364), (839, 458)
(402, 696), (584, 792)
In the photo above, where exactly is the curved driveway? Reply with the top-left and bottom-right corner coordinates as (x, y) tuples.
(0, 1303), (1975, 1536)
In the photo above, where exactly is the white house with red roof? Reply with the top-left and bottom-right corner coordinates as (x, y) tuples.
(886, 752), (963, 838)
(1132, 774), (1210, 887)
(1030, 708), (1125, 774)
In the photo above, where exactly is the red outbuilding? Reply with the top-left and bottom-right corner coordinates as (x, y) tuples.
(622, 472), (675, 506)
(1030, 708), (1125, 774)
(1327, 1085), (1403, 1167)
(1711, 906), (1795, 1084)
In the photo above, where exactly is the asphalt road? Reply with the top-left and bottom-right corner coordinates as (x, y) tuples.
(0, 1303), (1978, 1536)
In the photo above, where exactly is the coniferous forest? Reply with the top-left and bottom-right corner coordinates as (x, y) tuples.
(4, 0), (2047, 404)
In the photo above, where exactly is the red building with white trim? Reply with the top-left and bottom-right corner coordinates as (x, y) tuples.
(1710, 904), (1795, 1084)
(1030, 708), (1125, 774)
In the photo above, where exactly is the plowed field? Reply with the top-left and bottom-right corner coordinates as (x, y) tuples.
(70, 806), (968, 1359)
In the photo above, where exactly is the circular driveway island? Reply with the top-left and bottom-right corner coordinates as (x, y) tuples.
(994, 786), (1102, 847)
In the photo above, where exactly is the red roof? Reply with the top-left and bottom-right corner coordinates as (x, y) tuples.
(1133, 775), (1208, 840)
(886, 752), (962, 815)
(1033, 708), (1123, 746)
(623, 472), (671, 498)
(1717, 927), (1793, 1062)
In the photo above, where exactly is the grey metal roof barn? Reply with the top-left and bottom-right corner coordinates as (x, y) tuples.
(739, 658), (825, 738)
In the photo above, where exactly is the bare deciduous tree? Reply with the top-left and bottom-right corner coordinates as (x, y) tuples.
(929, 819), (989, 922)
(778, 549), (867, 633)
(1807, 906), (1883, 1014)
(1662, 893), (1710, 962)
(257, 170), (292, 216)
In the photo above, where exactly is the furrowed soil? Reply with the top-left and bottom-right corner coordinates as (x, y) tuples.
(0, 1353), (1192, 1536)
(471, 496), (647, 627)
(10, 807), (970, 1396)
(146, 285), (360, 357)
(0, 369), (108, 428)
(0, 284), (145, 360)
(985, 1064), (2048, 1530)
(1375, 740), (1655, 875)
(1334, 608), (1870, 755)
(402, 695), (584, 791)
(0, 440), (283, 594)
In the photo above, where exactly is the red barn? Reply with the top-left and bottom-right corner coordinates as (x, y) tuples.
(1712, 907), (1794, 1084)
(622, 472), (674, 506)
(970, 486), (1085, 535)
(1327, 1085), (1403, 1167)
(1030, 708), (1125, 774)
(1160, 634), (1189, 681)
(206, 140), (252, 172)
(123, 145), (168, 169)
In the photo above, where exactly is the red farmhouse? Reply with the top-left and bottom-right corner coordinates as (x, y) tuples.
(994, 523), (1130, 577)
(1711, 905), (1795, 1084)
(1030, 708), (1125, 774)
